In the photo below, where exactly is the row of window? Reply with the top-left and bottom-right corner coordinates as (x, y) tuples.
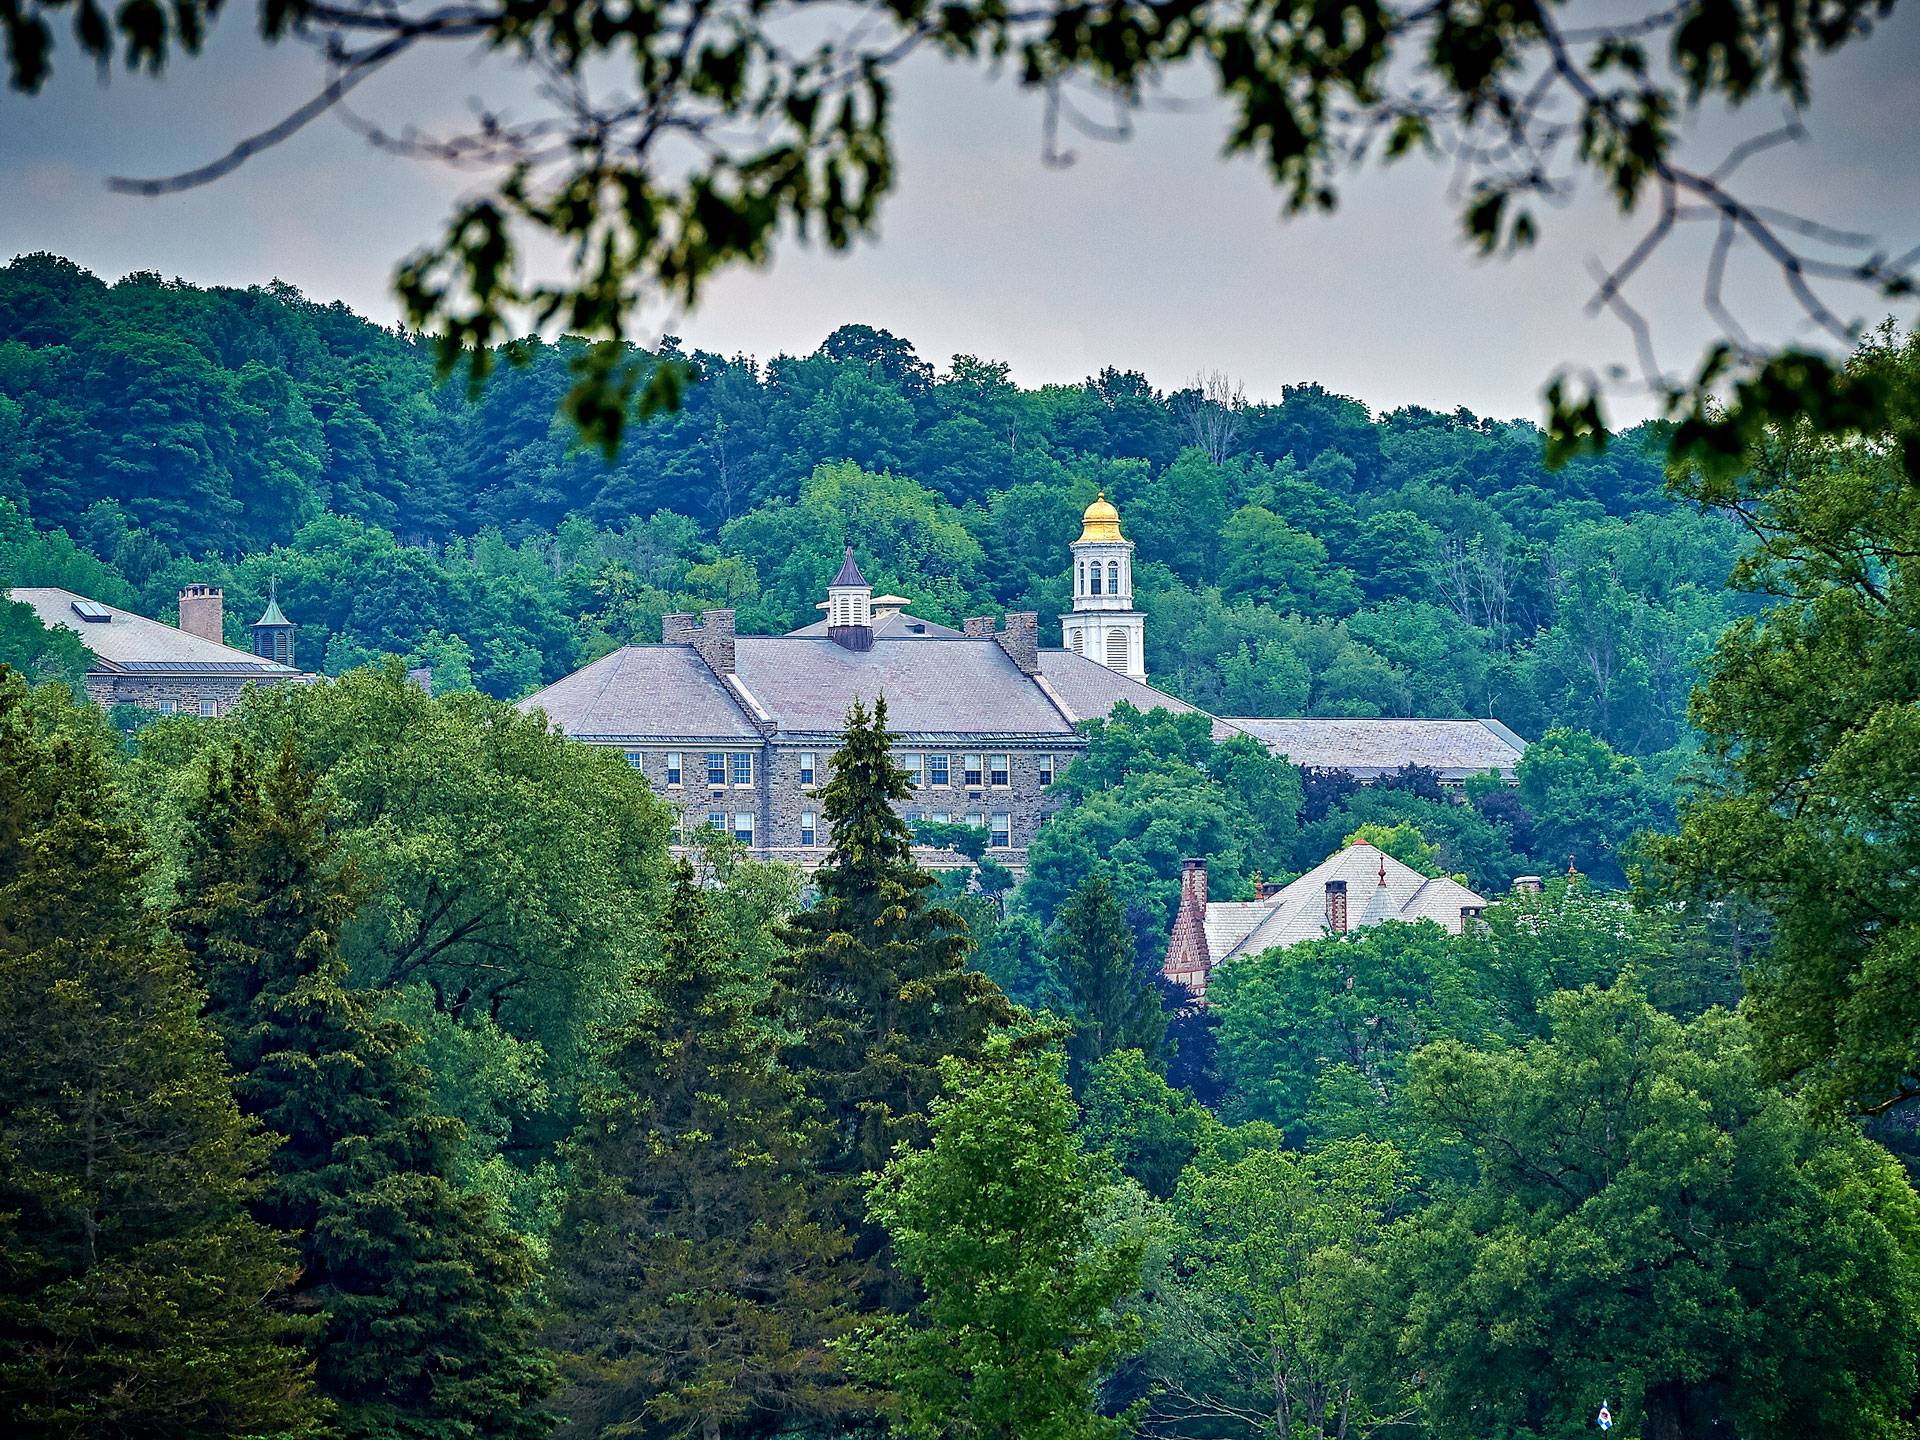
(694, 810), (822, 847)
(155, 697), (223, 717)
(625, 749), (773, 788)
(622, 748), (1049, 792)
(898, 752), (1051, 789)
(1078, 559), (1124, 595)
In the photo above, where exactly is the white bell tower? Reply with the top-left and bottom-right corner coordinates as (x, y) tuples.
(1060, 492), (1146, 681)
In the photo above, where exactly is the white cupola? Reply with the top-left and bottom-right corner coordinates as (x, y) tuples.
(826, 545), (875, 650)
(1060, 492), (1146, 681)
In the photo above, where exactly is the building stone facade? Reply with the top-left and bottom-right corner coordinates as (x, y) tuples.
(11, 584), (309, 715)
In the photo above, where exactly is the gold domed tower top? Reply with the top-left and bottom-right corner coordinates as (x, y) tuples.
(1077, 491), (1126, 544)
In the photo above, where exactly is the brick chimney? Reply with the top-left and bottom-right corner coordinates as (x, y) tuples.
(995, 611), (1039, 675)
(177, 583), (224, 644)
(1162, 857), (1212, 999)
(1325, 879), (1349, 935)
(963, 616), (996, 637)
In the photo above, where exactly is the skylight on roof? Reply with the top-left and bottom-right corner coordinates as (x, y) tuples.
(70, 600), (112, 623)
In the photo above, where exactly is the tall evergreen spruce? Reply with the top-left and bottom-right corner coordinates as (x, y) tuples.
(1048, 876), (1167, 1093)
(777, 698), (1015, 1272)
(547, 864), (865, 1439)
(0, 672), (318, 1439)
(172, 739), (554, 1440)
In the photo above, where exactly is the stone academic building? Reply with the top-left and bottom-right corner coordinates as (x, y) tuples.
(522, 495), (1532, 873)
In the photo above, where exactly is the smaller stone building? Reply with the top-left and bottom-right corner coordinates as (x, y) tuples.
(1222, 716), (1528, 784)
(1163, 843), (1489, 1000)
(11, 584), (307, 714)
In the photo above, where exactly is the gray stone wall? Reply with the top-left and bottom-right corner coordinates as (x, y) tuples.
(602, 735), (1079, 873)
(85, 672), (296, 715)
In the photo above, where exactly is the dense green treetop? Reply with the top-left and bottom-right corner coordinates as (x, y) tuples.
(0, 670), (319, 1440)
(1398, 983), (1920, 1440)
(170, 737), (555, 1440)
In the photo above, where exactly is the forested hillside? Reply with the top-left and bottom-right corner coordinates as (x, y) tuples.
(0, 253), (1745, 763)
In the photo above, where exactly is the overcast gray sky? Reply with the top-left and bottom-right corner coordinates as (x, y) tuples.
(4, 8), (1919, 422)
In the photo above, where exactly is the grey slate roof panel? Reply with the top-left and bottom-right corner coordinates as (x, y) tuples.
(517, 645), (762, 740)
(1222, 716), (1526, 779)
(9, 586), (300, 674)
(1035, 649), (1200, 724)
(733, 636), (1076, 738)
(787, 611), (964, 639)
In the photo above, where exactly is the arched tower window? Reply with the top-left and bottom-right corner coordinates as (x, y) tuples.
(1107, 560), (1120, 594)
(1077, 561), (1085, 595)
(1090, 565), (1102, 596)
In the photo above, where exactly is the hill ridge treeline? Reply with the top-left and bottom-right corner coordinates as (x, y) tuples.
(0, 252), (1745, 760)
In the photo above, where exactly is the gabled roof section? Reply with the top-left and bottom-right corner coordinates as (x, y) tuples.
(733, 636), (1076, 739)
(1209, 843), (1487, 962)
(1223, 716), (1527, 780)
(1036, 648), (1204, 725)
(9, 587), (298, 675)
(517, 645), (762, 740)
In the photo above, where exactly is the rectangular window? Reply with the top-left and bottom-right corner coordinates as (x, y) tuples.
(157, 698), (177, 716)
(623, 748), (645, 770)
(963, 754), (983, 788)
(905, 810), (925, 825)
(732, 812), (755, 846)
(900, 752), (924, 788)
(989, 753), (1010, 787)
(706, 810), (727, 832)
(729, 751), (754, 787)
(707, 752), (727, 787)
(799, 751), (816, 786)
(665, 752), (682, 786)
(965, 812), (983, 830)
(198, 697), (218, 718)
(800, 811), (817, 846)
(931, 812), (951, 825)
(928, 753), (950, 787)
(991, 812), (1011, 848)
(1038, 753), (1054, 786)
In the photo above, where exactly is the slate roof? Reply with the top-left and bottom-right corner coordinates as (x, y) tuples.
(517, 645), (764, 741)
(1206, 843), (1487, 962)
(732, 636), (1076, 740)
(520, 635), (1087, 742)
(1223, 716), (1527, 780)
(10, 587), (299, 676)
(787, 610), (963, 639)
(1036, 649), (1201, 725)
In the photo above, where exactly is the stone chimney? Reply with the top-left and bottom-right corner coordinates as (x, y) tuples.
(1162, 857), (1212, 999)
(995, 611), (1039, 675)
(1325, 878), (1349, 935)
(1512, 874), (1544, 895)
(1459, 904), (1486, 935)
(178, 583), (224, 645)
(692, 609), (736, 675)
(963, 616), (996, 637)
(662, 610), (736, 676)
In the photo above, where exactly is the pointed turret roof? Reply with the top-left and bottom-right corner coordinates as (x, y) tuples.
(253, 579), (292, 628)
(830, 545), (869, 588)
